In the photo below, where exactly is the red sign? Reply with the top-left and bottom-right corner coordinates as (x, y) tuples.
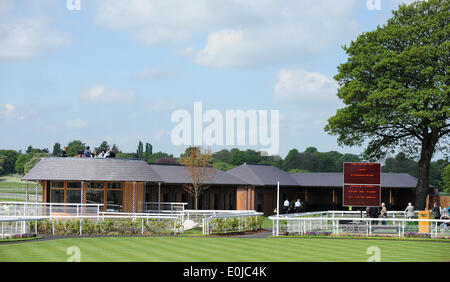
(344, 162), (381, 185)
(343, 184), (381, 207)
(343, 162), (381, 207)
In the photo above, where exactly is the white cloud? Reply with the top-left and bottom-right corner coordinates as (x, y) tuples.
(66, 118), (87, 130)
(80, 85), (135, 103)
(0, 104), (15, 117)
(274, 69), (339, 103)
(96, 0), (358, 67)
(0, 1), (67, 60)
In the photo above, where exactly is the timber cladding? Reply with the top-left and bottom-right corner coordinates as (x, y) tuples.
(123, 182), (145, 213)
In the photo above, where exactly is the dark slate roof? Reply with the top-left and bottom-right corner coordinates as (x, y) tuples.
(291, 172), (421, 188)
(148, 163), (248, 185)
(226, 163), (298, 186)
(22, 157), (163, 182)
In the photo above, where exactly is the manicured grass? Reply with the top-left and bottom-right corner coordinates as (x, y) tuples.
(0, 174), (41, 189)
(0, 237), (449, 262)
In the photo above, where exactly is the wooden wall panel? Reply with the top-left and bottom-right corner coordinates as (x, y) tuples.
(123, 182), (145, 213)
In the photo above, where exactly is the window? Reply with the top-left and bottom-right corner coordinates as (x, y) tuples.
(87, 182), (104, 189)
(66, 190), (81, 203)
(86, 190), (104, 205)
(67, 182), (81, 189)
(51, 181), (64, 188)
(107, 190), (123, 212)
(51, 189), (64, 203)
(108, 182), (123, 189)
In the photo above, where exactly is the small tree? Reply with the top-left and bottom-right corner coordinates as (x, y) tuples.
(52, 143), (62, 156)
(180, 147), (216, 210)
(137, 141), (144, 158)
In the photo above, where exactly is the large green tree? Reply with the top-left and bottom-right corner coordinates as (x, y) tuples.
(325, 0), (449, 209)
(66, 140), (86, 157)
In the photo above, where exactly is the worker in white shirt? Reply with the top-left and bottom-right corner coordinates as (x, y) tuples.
(283, 199), (290, 214)
(295, 199), (302, 213)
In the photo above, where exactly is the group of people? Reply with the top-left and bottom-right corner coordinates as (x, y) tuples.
(366, 202), (450, 225)
(282, 199), (303, 214)
(59, 146), (116, 158)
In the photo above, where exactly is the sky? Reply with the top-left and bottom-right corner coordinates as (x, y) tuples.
(0, 0), (418, 158)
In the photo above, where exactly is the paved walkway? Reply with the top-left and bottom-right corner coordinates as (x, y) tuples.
(232, 229), (272, 238)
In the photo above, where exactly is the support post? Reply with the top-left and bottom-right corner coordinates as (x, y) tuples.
(276, 181), (280, 237)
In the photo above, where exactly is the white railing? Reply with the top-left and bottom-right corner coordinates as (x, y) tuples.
(186, 210), (257, 223)
(144, 202), (187, 213)
(202, 211), (264, 235)
(269, 215), (450, 238)
(0, 217), (46, 239)
(0, 202), (103, 218)
(0, 193), (42, 201)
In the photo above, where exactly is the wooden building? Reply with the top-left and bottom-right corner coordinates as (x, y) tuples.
(22, 158), (430, 215)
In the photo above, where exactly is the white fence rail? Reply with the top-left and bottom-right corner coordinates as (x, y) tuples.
(202, 211), (264, 235)
(0, 202), (102, 218)
(269, 214), (450, 238)
(0, 193), (42, 201)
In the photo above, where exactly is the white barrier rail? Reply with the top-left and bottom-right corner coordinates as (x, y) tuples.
(202, 211), (264, 235)
(269, 216), (450, 238)
(0, 202), (103, 218)
(1, 214), (183, 237)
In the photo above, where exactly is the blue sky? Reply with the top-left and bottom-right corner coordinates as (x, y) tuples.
(0, 0), (417, 158)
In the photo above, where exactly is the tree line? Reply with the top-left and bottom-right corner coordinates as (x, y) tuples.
(0, 141), (448, 192)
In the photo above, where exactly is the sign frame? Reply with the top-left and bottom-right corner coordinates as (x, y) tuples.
(342, 162), (381, 208)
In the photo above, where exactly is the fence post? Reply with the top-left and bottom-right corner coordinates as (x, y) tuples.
(52, 219), (55, 235)
(141, 219), (144, 235)
(1, 222), (3, 239)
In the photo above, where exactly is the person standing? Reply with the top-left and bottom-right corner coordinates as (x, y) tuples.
(368, 206), (380, 225)
(405, 202), (415, 219)
(283, 199), (289, 214)
(61, 147), (67, 157)
(432, 203), (441, 220)
(83, 146), (92, 158)
(294, 199), (302, 213)
(105, 146), (116, 158)
(380, 203), (387, 225)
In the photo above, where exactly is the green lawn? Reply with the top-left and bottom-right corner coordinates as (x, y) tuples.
(0, 237), (449, 262)
(0, 174), (41, 189)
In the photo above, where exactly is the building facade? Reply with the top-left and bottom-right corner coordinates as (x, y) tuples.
(22, 158), (431, 215)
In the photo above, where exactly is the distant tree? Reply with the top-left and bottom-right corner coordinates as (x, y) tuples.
(325, 0), (449, 209)
(145, 143), (153, 155)
(0, 150), (19, 174)
(146, 152), (172, 163)
(66, 140), (85, 157)
(0, 155), (5, 175)
(288, 168), (309, 173)
(382, 153), (418, 177)
(52, 143), (62, 156)
(213, 149), (232, 163)
(137, 141), (144, 158)
(116, 153), (138, 159)
(442, 164), (450, 193)
(23, 153), (51, 174)
(26, 145), (33, 154)
(335, 154), (362, 172)
(429, 159), (449, 189)
(180, 147), (215, 210)
(283, 149), (300, 171)
(15, 154), (33, 175)
(213, 160), (235, 171)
